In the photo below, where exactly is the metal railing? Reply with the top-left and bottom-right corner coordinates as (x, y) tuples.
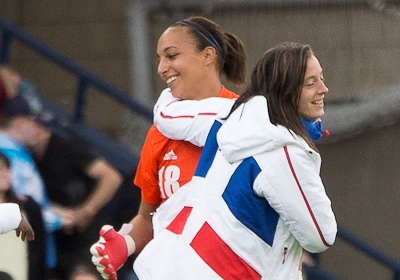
(2, 15), (400, 280)
(337, 226), (400, 280)
(0, 16), (152, 123)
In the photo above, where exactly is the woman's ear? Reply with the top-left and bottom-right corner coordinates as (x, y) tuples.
(203, 46), (218, 66)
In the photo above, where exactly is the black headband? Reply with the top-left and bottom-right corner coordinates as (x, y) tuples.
(176, 20), (224, 58)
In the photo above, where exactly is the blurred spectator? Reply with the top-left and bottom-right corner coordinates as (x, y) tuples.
(0, 152), (44, 279)
(2, 70), (125, 279)
(1, 64), (141, 279)
(0, 66), (63, 277)
(0, 65), (19, 114)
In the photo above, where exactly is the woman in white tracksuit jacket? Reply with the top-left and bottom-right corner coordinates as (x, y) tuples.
(134, 42), (337, 280)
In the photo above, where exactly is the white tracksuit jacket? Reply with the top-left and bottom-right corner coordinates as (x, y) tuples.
(134, 89), (337, 280)
(0, 203), (22, 234)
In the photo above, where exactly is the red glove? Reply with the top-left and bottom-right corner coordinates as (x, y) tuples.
(90, 224), (135, 280)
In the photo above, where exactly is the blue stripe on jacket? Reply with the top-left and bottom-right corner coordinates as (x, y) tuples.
(195, 120), (279, 246)
(224, 158), (279, 246)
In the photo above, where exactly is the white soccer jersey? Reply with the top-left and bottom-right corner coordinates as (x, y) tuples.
(136, 95), (337, 280)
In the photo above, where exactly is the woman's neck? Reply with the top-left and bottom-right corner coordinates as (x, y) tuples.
(194, 80), (222, 100)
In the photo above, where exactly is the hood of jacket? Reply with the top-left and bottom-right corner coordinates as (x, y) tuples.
(217, 96), (306, 163)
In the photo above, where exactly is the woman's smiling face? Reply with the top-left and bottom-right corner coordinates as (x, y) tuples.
(157, 26), (209, 100)
(299, 55), (329, 121)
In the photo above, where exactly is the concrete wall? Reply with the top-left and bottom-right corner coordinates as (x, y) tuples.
(318, 121), (400, 279)
(1, 1), (400, 279)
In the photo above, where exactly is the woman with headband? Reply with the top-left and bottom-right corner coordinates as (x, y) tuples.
(91, 16), (247, 279)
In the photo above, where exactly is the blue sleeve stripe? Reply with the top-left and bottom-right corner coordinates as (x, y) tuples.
(223, 157), (279, 246)
(194, 121), (222, 178)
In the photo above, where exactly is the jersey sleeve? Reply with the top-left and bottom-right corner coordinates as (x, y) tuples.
(254, 145), (337, 253)
(134, 126), (162, 205)
(153, 88), (235, 147)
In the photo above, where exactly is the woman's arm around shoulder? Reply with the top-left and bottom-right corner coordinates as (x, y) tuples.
(153, 88), (235, 146)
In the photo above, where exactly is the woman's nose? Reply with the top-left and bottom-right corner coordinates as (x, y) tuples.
(319, 80), (329, 94)
(157, 59), (168, 76)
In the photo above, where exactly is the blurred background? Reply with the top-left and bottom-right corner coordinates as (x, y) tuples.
(1, 0), (400, 279)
